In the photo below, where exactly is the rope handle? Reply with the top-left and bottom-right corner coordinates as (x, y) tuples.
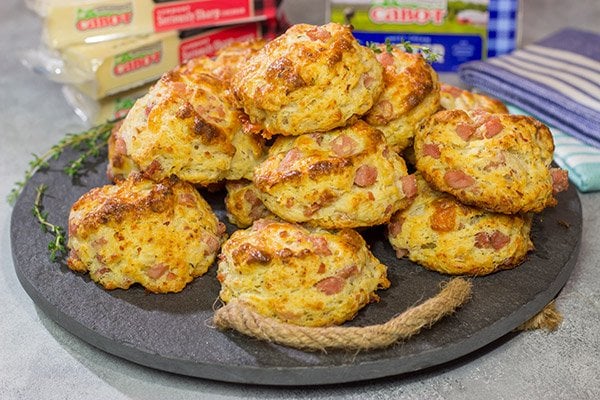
(213, 278), (472, 351)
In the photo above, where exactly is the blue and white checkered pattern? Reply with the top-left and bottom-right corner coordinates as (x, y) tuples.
(487, 0), (519, 57)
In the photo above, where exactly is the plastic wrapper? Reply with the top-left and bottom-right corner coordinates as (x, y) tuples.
(62, 83), (154, 125)
(22, 19), (278, 99)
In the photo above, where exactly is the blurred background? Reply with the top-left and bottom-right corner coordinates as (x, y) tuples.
(18, 0), (600, 125)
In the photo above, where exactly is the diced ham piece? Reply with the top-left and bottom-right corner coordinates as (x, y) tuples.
(306, 27), (332, 41)
(171, 81), (188, 97)
(331, 134), (358, 157)
(204, 235), (221, 254)
(144, 159), (162, 178)
(354, 165), (378, 187)
(217, 221), (227, 236)
(317, 263), (326, 274)
(146, 263), (168, 279)
(308, 235), (332, 256)
(388, 216), (405, 237)
(374, 100), (394, 121)
(474, 232), (490, 248)
(338, 264), (358, 279)
(456, 123), (475, 140)
(314, 276), (345, 295)
(252, 218), (274, 231)
(401, 174), (418, 198)
(362, 73), (376, 89)
(550, 168), (569, 194)
(114, 136), (127, 155)
(475, 230), (510, 250)
(395, 248), (408, 258)
(278, 148), (302, 171)
(377, 52), (395, 67)
(444, 170), (476, 189)
(490, 231), (510, 250)
(483, 117), (503, 138)
(423, 143), (441, 159)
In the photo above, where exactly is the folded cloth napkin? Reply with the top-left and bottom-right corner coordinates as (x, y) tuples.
(458, 28), (600, 192)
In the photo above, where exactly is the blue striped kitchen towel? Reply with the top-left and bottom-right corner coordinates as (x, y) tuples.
(458, 28), (600, 192)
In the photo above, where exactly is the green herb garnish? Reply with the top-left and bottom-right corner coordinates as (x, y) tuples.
(367, 39), (439, 64)
(7, 119), (120, 205)
(33, 184), (67, 262)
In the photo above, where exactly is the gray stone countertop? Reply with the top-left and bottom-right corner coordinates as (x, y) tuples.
(1, 0), (599, 399)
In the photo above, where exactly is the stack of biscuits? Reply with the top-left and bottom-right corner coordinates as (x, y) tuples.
(66, 22), (568, 327)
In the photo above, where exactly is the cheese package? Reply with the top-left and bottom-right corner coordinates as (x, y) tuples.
(328, 0), (521, 72)
(57, 20), (277, 99)
(41, 0), (280, 49)
(61, 83), (154, 125)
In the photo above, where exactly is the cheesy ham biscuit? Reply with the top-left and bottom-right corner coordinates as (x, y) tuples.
(364, 45), (440, 152)
(212, 38), (266, 86)
(111, 56), (265, 185)
(231, 23), (384, 137)
(224, 179), (274, 228)
(217, 219), (390, 327)
(253, 120), (417, 229)
(388, 174), (534, 276)
(414, 109), (568, 214)
(440, 83), (508, 114)
(67, 173), (226, 293)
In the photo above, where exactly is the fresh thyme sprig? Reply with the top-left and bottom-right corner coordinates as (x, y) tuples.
(7, 118), (121, 205)
(33, 184), (67, 262)
(366, 39), (440, 63)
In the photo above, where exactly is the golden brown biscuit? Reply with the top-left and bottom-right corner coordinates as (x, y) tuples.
(414, 109), (568, 214)
(227, 128), (267, 181)
(213, 38), (266, 85)
(67, 173), (226, 293)
(107, 121), (138, 182)
(224, 179), (274, 228)
(388, 174), (534, 276)
(364, 45), (440, 152)
(231, 23), (384, 137)
(440, 83), (508, 114)
(253, 120), (418, 228)
(217, 219), (390, 327)
(114, 56), (265, 185)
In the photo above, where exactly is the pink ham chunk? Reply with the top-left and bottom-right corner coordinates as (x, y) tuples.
(354, 165), (378, 187)
(444, 170), (476, 189)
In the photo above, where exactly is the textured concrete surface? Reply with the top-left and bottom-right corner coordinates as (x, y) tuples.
(1, 0), (599, 399)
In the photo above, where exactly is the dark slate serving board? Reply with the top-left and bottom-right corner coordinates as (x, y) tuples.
(10, 146), (582, 386)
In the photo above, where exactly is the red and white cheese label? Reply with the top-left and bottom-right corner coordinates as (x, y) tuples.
(154, 0), (253, 32)
(178, 23), (259, 62)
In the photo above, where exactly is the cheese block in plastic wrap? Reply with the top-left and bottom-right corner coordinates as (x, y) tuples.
(40, 0), (280, 49)
(40, 20), (277, 99)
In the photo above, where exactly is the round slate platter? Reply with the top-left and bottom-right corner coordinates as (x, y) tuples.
(11, 146), (582, 386)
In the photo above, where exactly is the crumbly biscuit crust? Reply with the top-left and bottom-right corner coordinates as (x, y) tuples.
(388, 174), (534, 276)
(253, 120), (416, 228)
(67, 174), (225, 293)
(232, 23), (384, 136)
(217, 219), (390, 326)
(414, 109), (557, 214)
